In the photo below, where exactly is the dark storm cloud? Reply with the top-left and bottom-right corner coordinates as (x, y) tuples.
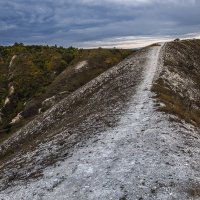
(0, 0), (200, 47)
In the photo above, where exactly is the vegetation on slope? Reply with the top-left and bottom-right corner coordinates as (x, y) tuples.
(0, 43), (132, 138)
(152, 39), (200, 126)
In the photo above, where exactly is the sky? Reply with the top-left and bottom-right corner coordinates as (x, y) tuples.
(0, 0), (200, 48)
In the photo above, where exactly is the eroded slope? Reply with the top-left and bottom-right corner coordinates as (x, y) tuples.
(153, 39), (200, 125)
(0, 44), (132, 139)
(0, 46), (146, 195)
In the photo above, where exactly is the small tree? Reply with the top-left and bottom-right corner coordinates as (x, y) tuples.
(174, 38), (180, 42)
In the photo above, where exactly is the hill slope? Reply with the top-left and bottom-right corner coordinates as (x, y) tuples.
(0, 41), (200, 199)
(0, 44), (132, 139)
(153, 39), (200, 125)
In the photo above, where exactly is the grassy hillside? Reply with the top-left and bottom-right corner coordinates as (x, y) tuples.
(0, 43), (132, 137)
(152, 39), (200, 126)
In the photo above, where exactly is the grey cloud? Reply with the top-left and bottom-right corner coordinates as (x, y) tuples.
(0, 0), (200, 47)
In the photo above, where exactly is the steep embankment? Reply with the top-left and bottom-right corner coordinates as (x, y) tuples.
(153, 40), (200, 126)
(0, 42), (200, 200)
(0, 45), (132, 138)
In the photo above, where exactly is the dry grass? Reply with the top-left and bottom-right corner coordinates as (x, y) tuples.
(152, 79), (200, 126)
(185, 182), (200, 198)
(152, 39), (200, 127)
(149, 43), (162, 47)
